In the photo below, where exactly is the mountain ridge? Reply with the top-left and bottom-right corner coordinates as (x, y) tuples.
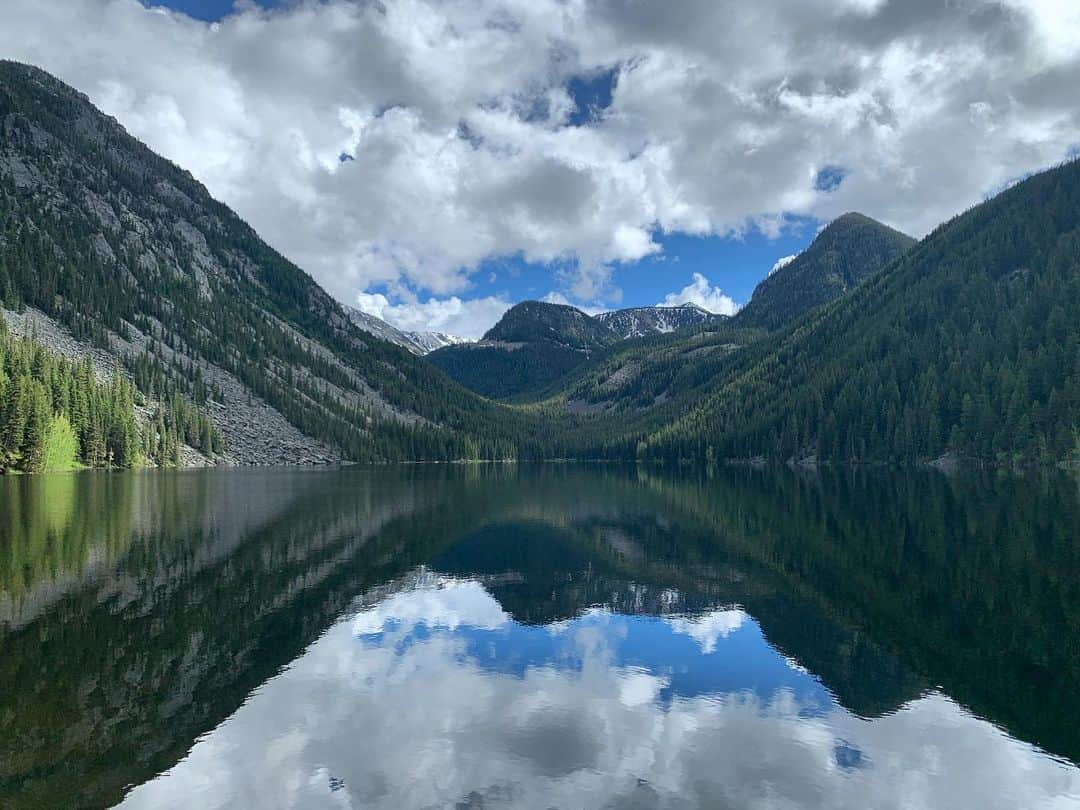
(0, 59), (519, 465)
(429, 300), (726, 399)
(345, 306), (468, 355)
(544, 157), (1080, 466)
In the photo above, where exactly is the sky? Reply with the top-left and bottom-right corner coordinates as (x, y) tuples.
(2, 1), (1079, 338)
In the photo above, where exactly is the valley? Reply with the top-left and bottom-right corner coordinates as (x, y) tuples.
(1, 60), (1078, 472)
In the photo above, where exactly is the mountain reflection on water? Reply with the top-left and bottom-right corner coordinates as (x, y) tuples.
(0, 464), (1077, 809)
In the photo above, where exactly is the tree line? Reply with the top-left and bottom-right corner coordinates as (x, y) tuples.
(0, 319), (221, 473)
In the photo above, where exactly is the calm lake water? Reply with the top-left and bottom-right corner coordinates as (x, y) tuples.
(1, 465), (1078, 809)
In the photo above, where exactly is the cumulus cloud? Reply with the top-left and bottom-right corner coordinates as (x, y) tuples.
(355, 291), (511, 339)
(666, 608), (747, 654)
(352, 575), (509, 634)
(660, 273), (740, 315)
(541, 291), (607, 316)
(2, 0), (1079, 328)
(118, 575), (1080, 810)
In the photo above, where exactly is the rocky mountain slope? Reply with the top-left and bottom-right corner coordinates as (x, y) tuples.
(484, 301), (619, 351)
(0, 60), (517, 464)
(346, 306), (467, 355)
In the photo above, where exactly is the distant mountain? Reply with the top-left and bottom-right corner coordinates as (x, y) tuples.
(484, 301), (618, 351)
(429, 301), (724, 399)
(345, 307), (468, 355)
(0, 61), (517, 465)
(734, 213), (915, 331)
(596, 303), (721, 339)
(431, 216), (914, 403)
(406, 330), (469, 353)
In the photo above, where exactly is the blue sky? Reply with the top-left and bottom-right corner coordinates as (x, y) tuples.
(147, 0), (269, 20)
(364, 226), (817, 314)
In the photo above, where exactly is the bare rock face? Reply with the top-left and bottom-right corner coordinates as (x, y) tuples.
(2, 307), (339, 466)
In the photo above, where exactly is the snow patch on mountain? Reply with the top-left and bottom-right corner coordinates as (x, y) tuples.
(596, 304), (721, 339)
(347, 307), (470, 355)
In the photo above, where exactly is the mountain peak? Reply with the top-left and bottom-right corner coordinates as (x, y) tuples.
(596, 303), (720, 339)
(735, 212), (916, 330)
(483, 301), (616, 350)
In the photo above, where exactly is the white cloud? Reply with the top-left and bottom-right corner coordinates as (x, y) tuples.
(2, 0), (1079, 327)
(355, 291), (510, 340)
(118, 575), (1080, 810)
(769, 254), (798, 276)
(541, 291), (607, 316)
(660, 273), (740, 315)
(353, 575), (509, 635)
(666, 608), (747, 654)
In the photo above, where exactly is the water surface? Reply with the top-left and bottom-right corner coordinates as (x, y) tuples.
(1, 465), (1078, 808)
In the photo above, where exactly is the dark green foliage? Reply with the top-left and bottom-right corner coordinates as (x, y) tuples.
(428, 343), (586, 400)
(505, 160), (1080, 467)
(603, 159), (1080, 466)
(734, 212), (916, 331)
(484, 300), (618, 351)
(430, 300), (621, 400)
(0, 321), (142, 471)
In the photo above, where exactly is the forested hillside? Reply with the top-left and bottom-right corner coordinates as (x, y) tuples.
(440, 215), (912, 406)
(510, 212), (915, 416)
(0, 319), (219, 472)
(557, 159), (1080, 466)
(0, 60), (523, 464)
(734, 213), (915, 331)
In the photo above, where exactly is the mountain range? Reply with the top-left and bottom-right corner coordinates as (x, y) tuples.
(428, 301), (721, 399)
(1, 60), (1077, 470)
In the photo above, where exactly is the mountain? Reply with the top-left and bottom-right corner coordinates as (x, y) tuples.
(428, 301), (618, 399)
(546, 158), (1080, 466)
(429, 301), (724, 400)
(734, 213), (915, 331)
(484, 301), (619, 351)
(430, 217), (910, 403)
(596, 303), (721, 338)
(345, 306), (468, 355)
(0, 61), (520, 466)
(406, 330), (468, 353)
(505, 213), (913, 415)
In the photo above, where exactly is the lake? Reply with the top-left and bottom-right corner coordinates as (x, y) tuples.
(1, 464), (1078, 809)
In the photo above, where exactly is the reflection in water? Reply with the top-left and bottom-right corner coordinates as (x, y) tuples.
(0, 465), (1078, 809)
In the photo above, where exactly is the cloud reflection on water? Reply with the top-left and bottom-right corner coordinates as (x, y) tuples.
(120, 572), (1080, 810)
